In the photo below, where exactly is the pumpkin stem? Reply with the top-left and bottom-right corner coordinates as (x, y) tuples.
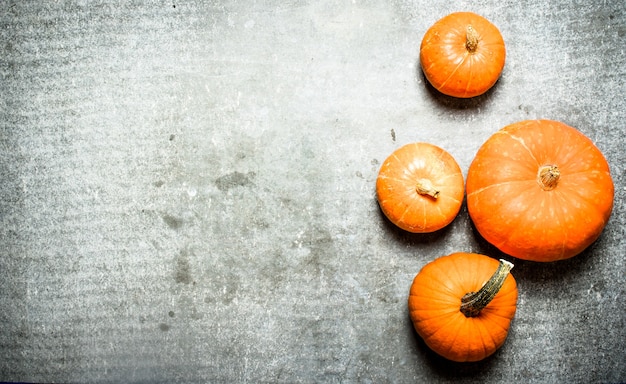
(537, 165), (560, 191)
(466, 25), (479, 53)
(416, 178), (439, 199)
(460, 259), (514, 318)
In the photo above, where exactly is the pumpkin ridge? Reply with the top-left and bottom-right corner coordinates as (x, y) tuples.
(548, 138), (595, 169)
(397, 191), (426, 231)
(396, 187), (421, 219)
(482, 321), (506, 359)
(479, 38), (504, 48)
(378, 175), (421, 188)
(463, 55), (475, 97)
(421, 197), (428, 231)
(422, 262), (465, 296)
(436, 52), (470, 93)
(478, 312), (514, 336)
(435, 193), (459, 222)
(550, 191), (570, 260)
(432, 143), (445, 158)
(472, 318), (493, 361)
(390, 152), (403, 165)
(409, 293), (461, 306)
(437, 171), (464, 182)
(433, 201), (446, 222)
(418, 309), (462, 342)
(488, 188), (549, 252)
(428, 257), (464, 288)
(466, 179), (534, 198)
(559, 168), (597, 177)
(415, 311), (463, 338)
(446, 254), (475, 293)
(481, 307), (517, 321)
(481, 299), (517, 318)
(488, 285), (518, 303)
(422, 60), (436, 74)
(411, 275), (458, 297)
(482, 286), (517, 309)
(411, 308), (461, 322)
(557, 182), (610, 222)
(414, 272), (458, 300)
(438, 193), (462, 205)
(441, 317), (465, 360)
(501, 130), (540, 166)
(455, 320), (473, 362)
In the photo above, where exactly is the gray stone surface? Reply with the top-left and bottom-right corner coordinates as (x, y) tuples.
(1, 1), (624, 383)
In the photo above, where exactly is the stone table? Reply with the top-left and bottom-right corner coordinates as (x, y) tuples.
(1, 1), (624, 382)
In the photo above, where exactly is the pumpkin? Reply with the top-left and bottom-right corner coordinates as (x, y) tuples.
(466, 120), (614, 262)
(376, 142), (464, 233)
(408, 253), (518, 362)
(420, 12), (506, 98)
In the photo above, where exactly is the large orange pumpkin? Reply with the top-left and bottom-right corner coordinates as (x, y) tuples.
(466, 120), (614, 262)
(420, 12), (506, 98)
(408, 253), (518, 362)
(376, 142), (464, 233)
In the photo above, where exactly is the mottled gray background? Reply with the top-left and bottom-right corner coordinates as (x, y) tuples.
(1, 0), (625, 383)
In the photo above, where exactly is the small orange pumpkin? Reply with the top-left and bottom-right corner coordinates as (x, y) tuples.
(408, 253), (518, 362)
(466, 120), (614, 262)
(376, 142), (464, 233)
(420, 12), (506, 98)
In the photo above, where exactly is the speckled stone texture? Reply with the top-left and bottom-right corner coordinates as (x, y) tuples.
(1, 1), (624, 383)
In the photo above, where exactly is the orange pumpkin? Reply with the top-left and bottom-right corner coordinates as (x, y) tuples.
(376, 142), (464, 233)
(420, 12), (506, 98)
(467, 120), (614, 262)
(408, 253), (518, 362)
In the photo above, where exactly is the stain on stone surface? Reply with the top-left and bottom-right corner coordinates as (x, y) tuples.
(159, 323), (170, 332)
(153, 180), (165, 188)
(190, 307), (203, 320)
(293, 228), (334, 249)
(214, 171), (255, 191)
(168, 311), (175, 318)
(175, 249), (192, 284)
(390, 128), (396, 141)
(518, 104), (533, 115)
(248, 216), (270, 231)
(204, 273), (240, 305)
(293, 227), (337, 279)
(162, 214), (183, 230)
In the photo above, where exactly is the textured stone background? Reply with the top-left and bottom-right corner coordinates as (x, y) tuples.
(1, 0), (624, 383)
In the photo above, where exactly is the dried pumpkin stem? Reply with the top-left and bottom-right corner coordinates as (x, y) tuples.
(460, 259), (514, 318)
(416, 178), (439, 199)
(538, 165), (560, 191)
(466, 25), (479, 53)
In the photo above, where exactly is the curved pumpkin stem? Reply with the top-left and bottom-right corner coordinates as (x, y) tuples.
(416, 178), (440, 199)
(538, 165), (560, 191)
(466, 25), (479, 53)
(460, 259), (514, 317)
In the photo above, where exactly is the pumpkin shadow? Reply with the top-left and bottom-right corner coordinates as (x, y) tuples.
(418, 67), (501, 111)
(406, 311), (499, 378)
(377, 203), (453, 246)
